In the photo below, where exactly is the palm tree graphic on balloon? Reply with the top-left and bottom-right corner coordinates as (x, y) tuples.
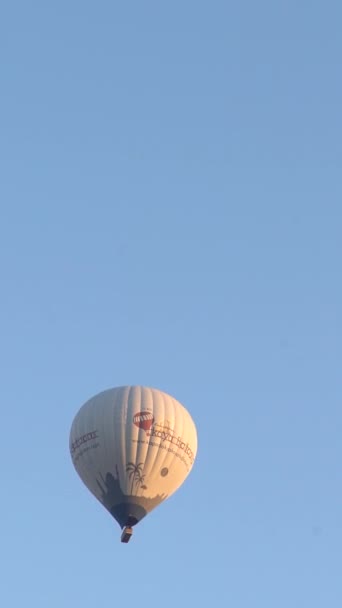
(126, 462), (148, 494)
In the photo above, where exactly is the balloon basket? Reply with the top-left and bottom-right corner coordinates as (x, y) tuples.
(121, 526), (133, 543)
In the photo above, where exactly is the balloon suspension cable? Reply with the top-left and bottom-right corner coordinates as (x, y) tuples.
(121, 526), (133, 544)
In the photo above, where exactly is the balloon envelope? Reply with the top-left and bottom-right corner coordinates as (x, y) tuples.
(69, 386), (197, 531)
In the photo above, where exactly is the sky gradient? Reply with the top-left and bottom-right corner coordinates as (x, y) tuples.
(1, 2), (341, 606)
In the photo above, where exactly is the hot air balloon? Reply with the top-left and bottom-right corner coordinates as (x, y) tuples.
(69, 386), (197, 543)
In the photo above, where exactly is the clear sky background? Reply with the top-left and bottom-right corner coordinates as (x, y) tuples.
(1, 1), (341, 606)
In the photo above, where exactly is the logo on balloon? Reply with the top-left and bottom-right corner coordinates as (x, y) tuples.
(133, 411), (154, 432)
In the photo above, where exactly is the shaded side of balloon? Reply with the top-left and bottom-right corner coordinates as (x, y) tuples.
(96, 471), (168, 522)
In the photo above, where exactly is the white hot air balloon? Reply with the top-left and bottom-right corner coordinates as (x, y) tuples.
(69, 386), (197, 543)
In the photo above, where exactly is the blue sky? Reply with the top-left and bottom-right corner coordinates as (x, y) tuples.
(1, 1), (341, 606)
